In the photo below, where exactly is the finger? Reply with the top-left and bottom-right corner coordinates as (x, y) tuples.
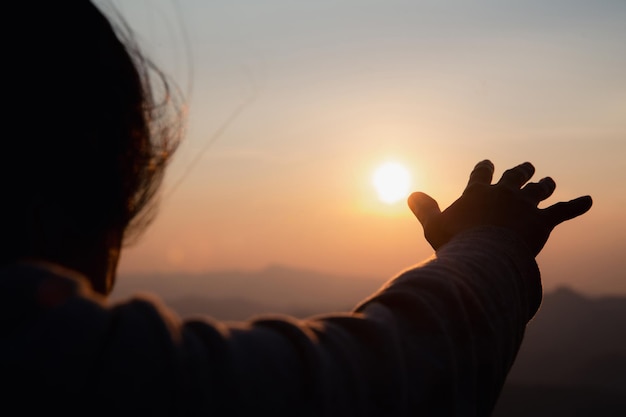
(497, 162), (535, 188)
(522, 177), (556, 202)
(543, 195), (593, 227)
(407, 192), (441, 228)
(466, 159), (494, 189)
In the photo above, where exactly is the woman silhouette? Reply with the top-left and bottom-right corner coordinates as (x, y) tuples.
(0, 2), (592, 416)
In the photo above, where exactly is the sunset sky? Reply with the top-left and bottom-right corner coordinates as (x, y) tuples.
(104, 0), (625, 296)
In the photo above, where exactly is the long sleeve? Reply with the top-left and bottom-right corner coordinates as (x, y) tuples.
(353, 225), (541, 415)
(0, 226), (540, 416)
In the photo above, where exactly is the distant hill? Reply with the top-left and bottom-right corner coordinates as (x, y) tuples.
(112, 264), (384, 314)
(112, 267), (626, 415)
(493, 288), (626, 416)
(505, 287), (626, 391)
(493, 384), (626, 417)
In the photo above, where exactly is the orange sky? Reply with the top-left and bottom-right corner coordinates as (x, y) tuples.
(105, 0), (626, 296)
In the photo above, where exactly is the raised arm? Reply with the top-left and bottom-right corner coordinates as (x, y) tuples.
(171, 160), (592, 415)
(345, 160), (592, 414)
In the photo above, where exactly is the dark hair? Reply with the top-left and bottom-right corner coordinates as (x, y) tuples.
(95, 2), (184, 243)
(3, 2), (182, 264)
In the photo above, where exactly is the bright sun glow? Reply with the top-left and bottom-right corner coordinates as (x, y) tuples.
(372, 162), (411, 204)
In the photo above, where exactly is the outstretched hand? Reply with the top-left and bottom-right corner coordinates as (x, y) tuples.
(407, 160), (593, 256)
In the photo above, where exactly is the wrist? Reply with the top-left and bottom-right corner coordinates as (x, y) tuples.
(437, 225), (542, 321)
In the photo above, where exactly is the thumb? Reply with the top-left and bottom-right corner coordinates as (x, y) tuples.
(408, 192), (441, 229)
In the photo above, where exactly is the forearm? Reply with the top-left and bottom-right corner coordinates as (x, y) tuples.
(354, 225), (541, 415)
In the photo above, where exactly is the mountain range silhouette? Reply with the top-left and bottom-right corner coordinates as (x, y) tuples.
(112, 265), (626, 415)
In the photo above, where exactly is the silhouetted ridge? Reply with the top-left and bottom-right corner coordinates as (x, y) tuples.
(494, 287), (626, 415)
(113, 270), (626, 414)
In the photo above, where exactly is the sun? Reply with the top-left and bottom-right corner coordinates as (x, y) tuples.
(372, 161), (411, 204)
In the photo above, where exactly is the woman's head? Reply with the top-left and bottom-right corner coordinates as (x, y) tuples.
(3, 2), (182, 293)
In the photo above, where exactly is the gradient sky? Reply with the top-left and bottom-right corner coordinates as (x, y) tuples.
(103, 0), (625, 296)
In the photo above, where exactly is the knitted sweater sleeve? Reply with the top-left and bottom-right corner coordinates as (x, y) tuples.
(87, 226), (540, 416)
(0, 226), (540, 416)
